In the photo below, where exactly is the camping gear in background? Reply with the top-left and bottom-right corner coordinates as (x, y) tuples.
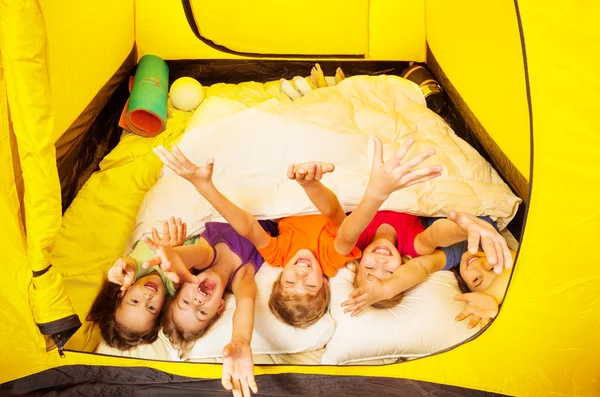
(118, 54), (169, 137)
(169, 77), (204, 111)
(401, 62), (446, 114)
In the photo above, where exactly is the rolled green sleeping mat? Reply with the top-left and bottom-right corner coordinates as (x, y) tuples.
(118, 54), (169, 137)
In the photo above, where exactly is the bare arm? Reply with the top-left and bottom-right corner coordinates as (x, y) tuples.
(287, 162), (346, 228)
(222, 269), (258, 397)
(380, 250), (447, 298)
(341, 250), (447, 316)
(335, 191), (386, 255)
(336, 137), (442, 256)
(153, 146), (271, 249)
(230, 271), (257, 344)
(414, 219), (466, 255)
(173, 240), (214, 271)
(416, 211), (512, 272)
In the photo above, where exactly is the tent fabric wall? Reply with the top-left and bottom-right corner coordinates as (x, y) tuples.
(136, 0), (426, 61)
(425, 0), (530, 179)
(40, 0), (135, 154)
(1, 1), (600, 396)
(0, 0), (63, 374)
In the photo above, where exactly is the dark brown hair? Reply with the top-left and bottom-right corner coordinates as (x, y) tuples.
(450, 266), (470, 294)
(269, 274), (330, 328)
(87, 280), (162, 350)
(161, 289), (222, 351)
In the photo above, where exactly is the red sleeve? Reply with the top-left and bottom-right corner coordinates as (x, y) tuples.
(399, 215), (425, 258)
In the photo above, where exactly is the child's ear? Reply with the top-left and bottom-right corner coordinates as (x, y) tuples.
(218, 299), (225, 315)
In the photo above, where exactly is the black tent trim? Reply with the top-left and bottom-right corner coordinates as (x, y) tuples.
(2, 365), (509, 397)
(180, 0), (365, 59)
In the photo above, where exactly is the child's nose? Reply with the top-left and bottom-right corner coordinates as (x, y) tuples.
(143, 292), (153, 300)
(193, 296), (203, 306)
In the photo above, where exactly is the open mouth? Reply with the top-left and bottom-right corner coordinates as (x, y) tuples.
(144, 281), (159, 292)
(294, 257), (312, 267)
(466, 255), (480, 268)
(198, 278), (216, 297)
(372, 246), (392, 256)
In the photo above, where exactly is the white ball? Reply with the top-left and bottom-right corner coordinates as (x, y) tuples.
(169, 77), (204, 111)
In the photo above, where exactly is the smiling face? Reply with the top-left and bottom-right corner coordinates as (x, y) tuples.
(459, 251), (498, 292)
(114, 273), (166, 334)
(170, 270), (226, 335)
(356, 238), (403, 288)
(280, 249), (325, 295)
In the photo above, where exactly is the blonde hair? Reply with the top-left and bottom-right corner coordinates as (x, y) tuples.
(268, 274), (330, 328)
(161, 290), (222, 351)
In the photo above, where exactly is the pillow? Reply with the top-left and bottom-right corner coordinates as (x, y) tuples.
(321, 268), (479, 365)
(130, 75), (520, 246)
(97, 264), (335, 360)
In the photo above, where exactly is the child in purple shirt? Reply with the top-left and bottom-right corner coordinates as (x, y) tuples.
(141, 220), (274, 395)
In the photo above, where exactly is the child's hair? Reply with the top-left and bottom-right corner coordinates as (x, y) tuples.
(87, 280), (162, 350)
(161, 289), (222, 350)
(450, 266), (470, 294)
(269, 273), (330, 328)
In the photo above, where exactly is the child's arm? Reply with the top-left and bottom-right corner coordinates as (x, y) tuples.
(335, 137), (442, 255)
(453, 292), (499, 329)
(222, 269), (258, 397)
(414, 211), (513, 273)
(107, 257), (137, 292)
(286, 162), (346, 227)
(341, 250), (446, 316)
(154, 146), (271, 250)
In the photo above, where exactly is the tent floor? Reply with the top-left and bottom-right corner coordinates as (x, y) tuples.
(2, 365), (509, 397)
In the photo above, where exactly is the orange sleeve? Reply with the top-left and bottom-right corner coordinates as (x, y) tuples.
(256, 228), (292, 268)
(319, 222), (362, 278)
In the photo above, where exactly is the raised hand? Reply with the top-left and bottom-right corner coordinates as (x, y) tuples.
(366, 136), (443, 201)
(222, 340), (258, 397)
(141, 235), (199, 285)
(154, 216), (187, 247)
(340, 275), (386, 316)
(107, 258), (136, 293)
(454, 292), (499, 329)
(448, 211), (512, 274)
(153, 145), (215, 188)
(286, 161), (335, 186)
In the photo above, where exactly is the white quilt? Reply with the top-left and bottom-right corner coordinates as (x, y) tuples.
(129, 75), (521, 247)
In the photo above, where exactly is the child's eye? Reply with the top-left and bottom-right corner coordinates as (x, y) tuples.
(183, 299), (189, 305)
(148, 305), (155, 311)
(308, 285), (315, 288)
(366, 266), (374, 270)
(132, 299), (138, 304)
(286, 281), (294, 285)
(386, 270), (393, 275)
(199, 309), (207, 316)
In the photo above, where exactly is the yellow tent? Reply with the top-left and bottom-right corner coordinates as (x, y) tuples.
(1, 0), (598, 396)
